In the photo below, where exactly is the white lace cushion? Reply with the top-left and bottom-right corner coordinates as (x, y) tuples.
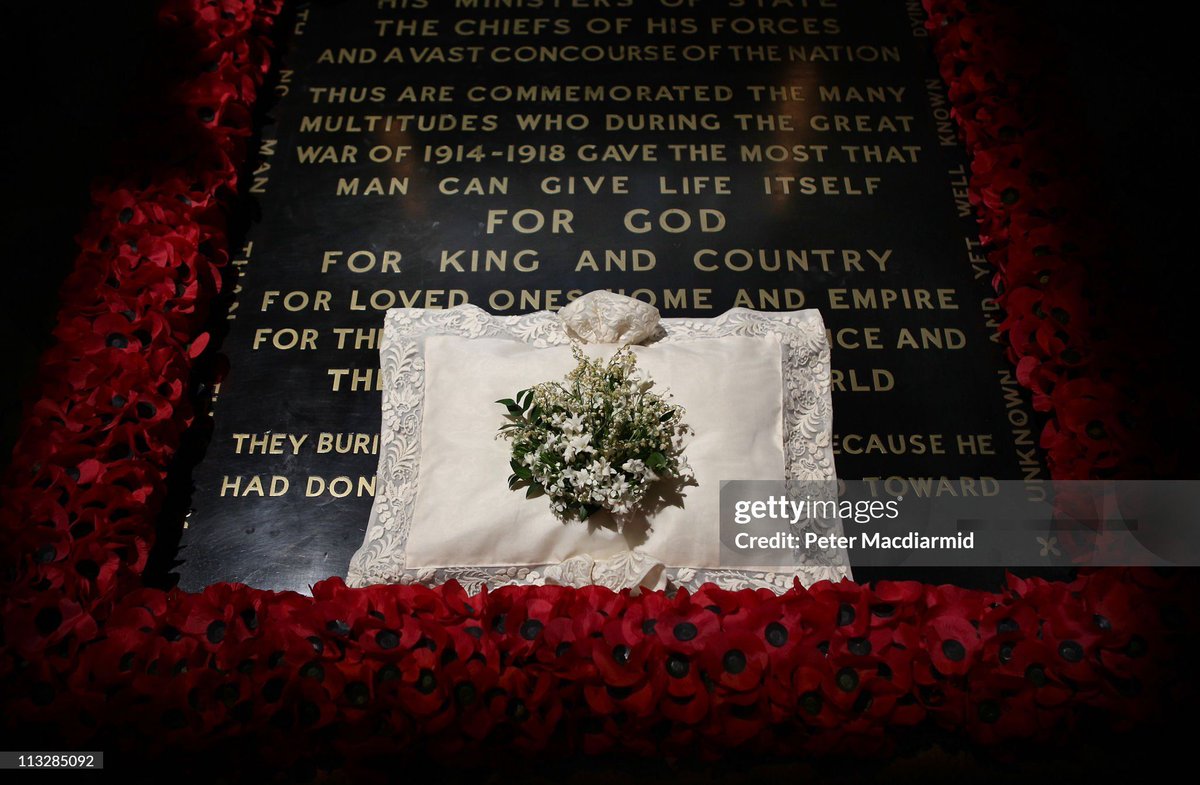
(346, 305), (850, 594)
(558, 290), (661, 345)
(404, 335), (785, 570)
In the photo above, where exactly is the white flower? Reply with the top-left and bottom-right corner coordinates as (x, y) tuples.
(607, 475), (630, 499)
(590, 457), (615, 477)
(563, 433), (595, 462)
(561, 412), (587, 434)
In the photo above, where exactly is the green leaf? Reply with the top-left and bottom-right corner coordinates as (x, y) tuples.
(647, 451), (667, 470)
(510, 459), (533, 480)
(496, 398), (517, 408)
(525, 484), (544, 499)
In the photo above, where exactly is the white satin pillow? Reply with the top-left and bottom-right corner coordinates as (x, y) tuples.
(346, 304), (848, 593)
(405, 335), (785, 570)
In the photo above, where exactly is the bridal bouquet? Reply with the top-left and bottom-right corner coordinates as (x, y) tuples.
(497, 344), (693, 522)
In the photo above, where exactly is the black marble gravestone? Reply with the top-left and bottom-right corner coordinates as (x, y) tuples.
(174, 0), (1045, 592)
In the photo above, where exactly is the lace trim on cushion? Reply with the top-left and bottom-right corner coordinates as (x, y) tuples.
(347, 305), (850, 594)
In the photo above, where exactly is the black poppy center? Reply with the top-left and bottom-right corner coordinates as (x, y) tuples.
(519, 619), (543, 640)
(666, 653), (690, 678)
(455, 682), (477, 706)
(1025, 663), (1047, 686)
(206, 620), (226, 644)
(673, 622), (698, 642)
(345, 681), (369, 706)
(765, 622), (788, 647)
(941, 639), (966, 662)
(1058, 640), (1084, 662)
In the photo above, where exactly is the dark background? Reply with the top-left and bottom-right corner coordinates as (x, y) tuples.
(0, 1), (1196, 779)
(3, 1), (1195, 588)
(1, 0), (157, 462)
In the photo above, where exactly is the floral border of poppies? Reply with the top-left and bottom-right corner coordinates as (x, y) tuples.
(0, 0), (1192, 772)
(923, 0), (1168, 480)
